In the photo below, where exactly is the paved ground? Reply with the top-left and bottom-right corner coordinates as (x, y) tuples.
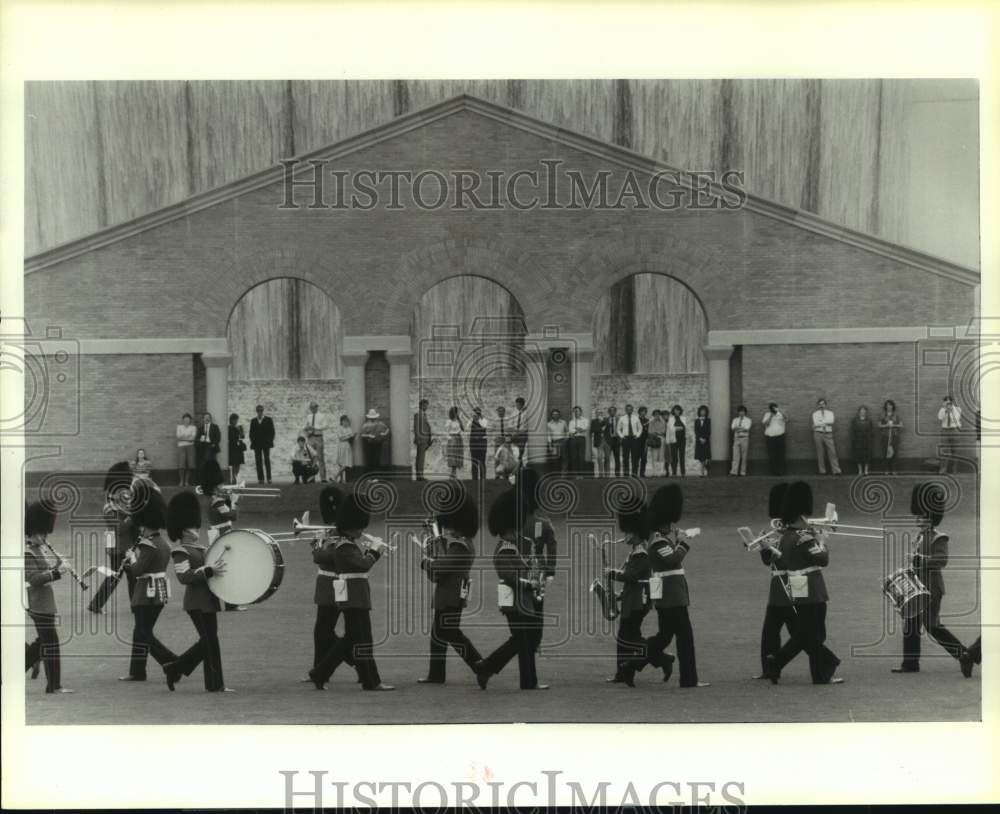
(24, 487), (980, 725)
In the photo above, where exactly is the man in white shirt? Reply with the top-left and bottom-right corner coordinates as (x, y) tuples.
(730, 405), (752, 475)
(617, 404), (643, 477)
(567, 405), (590, 476)
(811, 398), (842, 475)
(761, 402), (788, 476)
(303, 401), (330, 482)
(937, 395), (963, 473)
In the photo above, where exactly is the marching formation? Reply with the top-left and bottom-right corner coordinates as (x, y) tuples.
(24, 463), (981, 696)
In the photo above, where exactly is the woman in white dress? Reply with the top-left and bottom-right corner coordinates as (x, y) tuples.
(445, 407), (464, 479)
(333, 415), (355, 483)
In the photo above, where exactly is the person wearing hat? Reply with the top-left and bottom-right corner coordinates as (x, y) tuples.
(514, 468), (557, 668)
(753, 482), (795, 679)
(417, 487), (483, 684)
(894, 483), (973, 676)
(309, 493), (394, 691)
(163, 491), (231, 692)
(762, 481), (843, 684)
(643, 484), (709, 688)
(24, 501), (72, 693)
(199, 460), (246, 612)
(606, 500), (653, 687)
(360, 409), (390, 473)
(303, 401), (331, 482)
(98, 461), (141, 604)
(120, 485), (178, 682)
(474, 489), (547, 690)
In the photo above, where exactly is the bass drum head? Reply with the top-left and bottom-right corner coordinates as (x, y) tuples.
(205, 529), (283, 605)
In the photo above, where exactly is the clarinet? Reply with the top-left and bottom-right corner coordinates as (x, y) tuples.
(41, 541), (89, 592)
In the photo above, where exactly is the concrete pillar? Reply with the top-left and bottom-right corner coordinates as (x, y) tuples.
(703, 344), (735, 465)
(201, 352), (233, 470)
(341, 351), (368, 465)
(386, 349), (412, 468)
(575, 348), (595, 462)
(525, 347), (549, 466)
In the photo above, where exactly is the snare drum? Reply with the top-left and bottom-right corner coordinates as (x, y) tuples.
(882, 567), (930, 619)
(205, 529), (284, 606)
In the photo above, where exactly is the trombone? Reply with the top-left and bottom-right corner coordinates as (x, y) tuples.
(806, 502), (884, 540)
(269, 512), (396, 551)
(196, 480), (280, 499)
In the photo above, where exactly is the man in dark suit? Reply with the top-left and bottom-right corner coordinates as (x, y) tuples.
(196, 412), (221, 471)
(249, 404), (275, 484)
(413, 399), (432, 481)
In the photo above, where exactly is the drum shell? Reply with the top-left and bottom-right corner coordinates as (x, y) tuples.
(883, 567), (930, 619)
(205, 529), (284, 606)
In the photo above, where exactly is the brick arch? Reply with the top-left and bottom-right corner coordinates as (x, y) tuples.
(377, 238), (541, 335)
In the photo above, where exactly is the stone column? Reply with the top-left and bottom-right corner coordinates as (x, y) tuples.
(341, 351), (368, 465)
(703, 344), (734, 466)
(575, 348), (595, 463)
(386, 349), (412, 469)
(525, 347), (549, 466)
(201, 352), (233, 470)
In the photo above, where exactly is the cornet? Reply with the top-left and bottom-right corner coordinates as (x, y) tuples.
(738, 526), (781, 552)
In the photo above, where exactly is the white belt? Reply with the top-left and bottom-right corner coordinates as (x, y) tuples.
(338, 573), (368, 579)
(773, 566), (822, 577)
(317, 569), (339, 578)
(137, 571), (168, 580)
(210, 522), (231, 530)
(653, 569), (685, 577)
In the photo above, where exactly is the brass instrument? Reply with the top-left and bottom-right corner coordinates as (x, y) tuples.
(196, 480), (279, 499)
(269, 512), (396, 551)
(806, 502), (884, 540)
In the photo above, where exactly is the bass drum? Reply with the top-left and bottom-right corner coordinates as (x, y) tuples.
(205, 528), (284, 606)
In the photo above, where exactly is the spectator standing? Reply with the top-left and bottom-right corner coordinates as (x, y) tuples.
(469, 407), (489, 480)
(176, 413), (197, 486)
(303, 402), (331, 482)
(937, 395), (962, 473)
(879, 399), (902, 475)
(811, 398), (842, 475)
(291, 436), (319, 484)
(761, 402), (788, 476)
(667, 405), (688, 477)
(361, 409), (391, 472)
(603, 406), (621, 477)
(494, 406), (508, 449)
(546, 408), (568, 473)
(617, 404), (642, 477)
(511, 397), (528, 462)
(730, 406), (752, 476)
(647, 409), (667, 477)
(413, 399), (433, 481)
(249, 404), (275, 485)
(195, 412), (221, 471)
(851, 405), (873, 475)
(227, 413), (246, 483)
(567, 405), (589, 476)
(444, 407), (465, 479)
(694, 405), (711, 476)
(333, 415), (355, 483)
(637, 406), (651, 477)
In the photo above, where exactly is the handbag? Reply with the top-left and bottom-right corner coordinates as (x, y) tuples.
(646, 435), (662, 449)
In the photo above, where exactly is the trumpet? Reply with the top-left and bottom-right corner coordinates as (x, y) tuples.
(738, 526), (781, 552)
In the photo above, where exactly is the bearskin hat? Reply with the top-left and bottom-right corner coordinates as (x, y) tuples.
(166, 491), (202, 542)
(198, 459), (225, 495)
(648, 483), (683, 529)
(911, 482), (945, 527)
(25, 501), (56, 537)
(618, 502), (650, 539)
(336, 492), (371, 535)
(780, 481), (814, 525)
(132, 487), (167, 530)
(768, 482), (790, 520)
(488, 489), (521, 537)
(103, 461), (133, 501)
(319, 485), (346, 525)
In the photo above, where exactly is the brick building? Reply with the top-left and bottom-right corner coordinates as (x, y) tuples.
(24, 95), (979, 477)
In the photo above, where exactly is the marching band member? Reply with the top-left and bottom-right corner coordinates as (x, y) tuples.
(762, 481), (843, 685)
(163, 492), (231, 692)
(24, 502), (72, 693)
(963, 637), (981, 677)
(643, 484), (708, 688)
(474, 490), (547, 690)
(417, 488), (483, 684)
(603, 501), (654, 687)
(515, 468), (556, 667)
(308, 486), (357, 679)
(309, 493), (394, 691)
(199, 460), (244, 611)
(893, 483), (972, 676)
(754, 482), (794, 679)
(100, 461), (140, 602)
(120, 485), (179, 682)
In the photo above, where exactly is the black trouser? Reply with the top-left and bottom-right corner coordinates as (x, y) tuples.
(292, 460), (317, 483)
(760, 604), (796, 673)
(766, 435), (786, 476)
(670, 431), (687, 476)
(608, 438), (621, 476)
(314, 608), (382, 689)
(313, 604), (356, 670)
(25, 611), (60, 691)
(772, 603), (840, 683)
(128, 605), (177, 679)
(644, 606), (699, 685)
(173, 610), (224, 691)
(480, 611), (539, 689)
(253, 447), (272, 482)
(470, 448), (487, 480)
(968, 636), (981, 664)
(362, 440), (383, 472)
(427, 607), (482, 681)
(622, 437), (640, 476)
(638, 438), (649, 477)
(901, 594), (965, 667)
(615, 608), (651, 675)
(566, 436), (585, 475)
